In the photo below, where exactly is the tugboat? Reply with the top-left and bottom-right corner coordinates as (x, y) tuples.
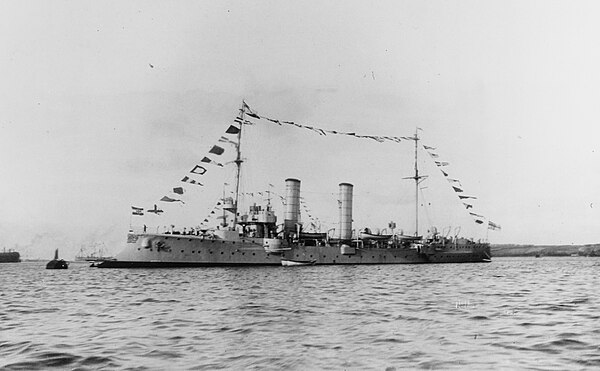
(46, 249), (69, 269)
(98, 102), (493, 268)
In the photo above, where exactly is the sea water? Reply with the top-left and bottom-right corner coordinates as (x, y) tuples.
(1, 257), (599, 370)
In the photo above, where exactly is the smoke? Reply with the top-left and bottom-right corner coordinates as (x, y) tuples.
(3, 223), (125, 261)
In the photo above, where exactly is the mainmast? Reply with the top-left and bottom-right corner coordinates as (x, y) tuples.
(404, 128), (426, 237)
(232, 101), (245, 228)
(414, 129), (419, 236)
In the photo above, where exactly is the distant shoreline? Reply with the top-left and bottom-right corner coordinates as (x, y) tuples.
(492, 244), (600, 257)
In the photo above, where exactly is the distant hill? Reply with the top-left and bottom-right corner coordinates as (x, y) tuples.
(491, 244), (600, 257)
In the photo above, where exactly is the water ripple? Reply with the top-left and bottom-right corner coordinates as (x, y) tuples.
(1, 258), (599, 369)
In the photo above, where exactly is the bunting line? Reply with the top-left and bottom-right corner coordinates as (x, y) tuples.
(241, 102), (405, 144)
(218, 136), (238, 147)
(181, 176), (203, 186)
(209, 145), (225, 155)
(138, 120), (240, 216)
(422, 143), (495, 228)
(201, 156), (224, 167)
(160, 196), (185, 204)
(137, 103), (500, 234)
(488, 221), (502, 231)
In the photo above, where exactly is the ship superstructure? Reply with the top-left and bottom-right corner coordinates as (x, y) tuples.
(280, 179), (490, 265)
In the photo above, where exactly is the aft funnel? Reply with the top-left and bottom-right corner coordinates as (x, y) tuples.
(284, 178), (301, 232)
(338, 182), (353, 240)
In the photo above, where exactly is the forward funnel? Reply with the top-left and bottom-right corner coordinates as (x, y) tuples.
(338, 182), (353, 240)
(284, 178), (301, 233)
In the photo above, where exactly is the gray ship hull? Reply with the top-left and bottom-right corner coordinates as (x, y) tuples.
(98, 233), (490, 268)
(97, 233), (281, 268)
(281, 244), (491, 265)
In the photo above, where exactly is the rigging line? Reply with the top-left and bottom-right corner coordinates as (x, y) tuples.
(418, 187), (434, 233)
(296, 189), (338, 195)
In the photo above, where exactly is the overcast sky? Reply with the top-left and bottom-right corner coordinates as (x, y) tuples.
(2, 1), (600, 258)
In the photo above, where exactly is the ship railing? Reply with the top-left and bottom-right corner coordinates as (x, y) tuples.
(130, 225), (207, 235)
(129, 226), (146, 234)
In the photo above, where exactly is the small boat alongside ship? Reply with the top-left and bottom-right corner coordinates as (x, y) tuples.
(281, 258), (316, 267)
(75, 243), (114, 262)
(98, 102), (492, 268)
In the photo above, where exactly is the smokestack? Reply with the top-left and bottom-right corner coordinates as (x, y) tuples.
(338, 182), (353, 240)
(284, 178), (301, 232)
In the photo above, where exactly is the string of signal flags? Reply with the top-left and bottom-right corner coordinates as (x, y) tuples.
(130, 118), (240, 216)
(423, 144), (501, 231)
(131, 101), (499, 231)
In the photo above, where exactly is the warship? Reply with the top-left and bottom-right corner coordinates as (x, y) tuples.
(98, 102), (491, 268)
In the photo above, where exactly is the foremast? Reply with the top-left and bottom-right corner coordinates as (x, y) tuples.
(231, 101), (246, 228)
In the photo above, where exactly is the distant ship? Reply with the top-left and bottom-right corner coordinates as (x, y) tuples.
(98, 102), (491, 268)
(0, 249), (21, 263)
(75, 243), (114, 262)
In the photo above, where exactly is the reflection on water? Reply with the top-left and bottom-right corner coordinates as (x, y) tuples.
(1, 258), (600, 370)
